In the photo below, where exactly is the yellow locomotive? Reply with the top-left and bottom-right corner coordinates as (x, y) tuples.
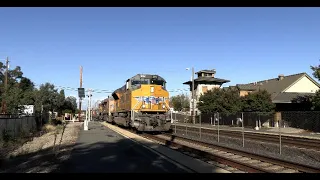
(100, 74), (171, 132)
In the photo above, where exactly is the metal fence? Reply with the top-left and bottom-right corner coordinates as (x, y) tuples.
(171, 112), (275, 128)
(171, 111), (320, 132)
(0, 113), (49, 142)
(170, 111), (320, 155)
(281, 111), (320, 132)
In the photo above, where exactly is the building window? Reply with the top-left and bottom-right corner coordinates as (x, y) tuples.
(202, 86), (208, 93)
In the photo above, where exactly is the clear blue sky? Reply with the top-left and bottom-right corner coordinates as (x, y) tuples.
(1, 7), (320, 109)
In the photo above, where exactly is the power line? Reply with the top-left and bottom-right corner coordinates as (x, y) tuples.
(33, 83), (190, 94)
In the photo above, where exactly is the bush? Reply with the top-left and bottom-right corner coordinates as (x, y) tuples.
(42, 124), (56, 133)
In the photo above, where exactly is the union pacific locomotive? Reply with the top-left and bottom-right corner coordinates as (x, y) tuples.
(99, 74), (171, 132)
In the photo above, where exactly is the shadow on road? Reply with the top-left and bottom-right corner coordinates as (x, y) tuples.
(0, 134), (190, 173)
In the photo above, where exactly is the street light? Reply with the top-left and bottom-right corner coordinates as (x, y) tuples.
(186, 67), (195, 124)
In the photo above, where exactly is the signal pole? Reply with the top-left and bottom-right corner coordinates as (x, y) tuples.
(87, 89), (92, 122)
(191, 67), (195, 124)
(78, 66), (83, 121)
(89, 90), (92, 121)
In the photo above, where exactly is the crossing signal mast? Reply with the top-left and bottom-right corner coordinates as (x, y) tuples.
(78, 66), (85, 121)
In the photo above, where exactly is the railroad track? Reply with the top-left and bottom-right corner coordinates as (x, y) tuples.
(172, 125), (320, 151)
(140, 132), (320, 173)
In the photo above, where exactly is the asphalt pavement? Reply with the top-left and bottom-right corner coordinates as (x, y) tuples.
(59, 121), (189, 173)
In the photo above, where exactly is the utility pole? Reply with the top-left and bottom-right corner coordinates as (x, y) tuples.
(191, 67), (195, 124)
(89, 90), (92, 121)
(1, 57), (9, 114)
(78, 66), (83, 121)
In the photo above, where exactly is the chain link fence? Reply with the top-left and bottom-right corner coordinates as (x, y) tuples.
(171, 111), (320, 132)
(171, 112), (276, 128)
(170, 111), (320, 155)
(281, 111), (320, 132)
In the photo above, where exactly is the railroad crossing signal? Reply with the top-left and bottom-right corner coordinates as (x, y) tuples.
(78, 88), (85, 98)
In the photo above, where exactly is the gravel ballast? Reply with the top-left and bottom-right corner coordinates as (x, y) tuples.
(173, 128), (320, 169)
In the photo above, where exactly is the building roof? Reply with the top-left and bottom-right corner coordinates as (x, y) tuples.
(195, 69), (216, 74)
(229, 72), (320, 103)
(272, 92), (315, 103)
(183, 77), (230, 85)
(222, 86), (237, 91)
(237, 72), (319, 92)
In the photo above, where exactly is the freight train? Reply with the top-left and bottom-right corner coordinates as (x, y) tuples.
(99, 74), (172, 132)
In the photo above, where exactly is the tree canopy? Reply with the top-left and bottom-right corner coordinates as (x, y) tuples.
(311, 61), (320, 81)
(170, 93), (190, 111)
(311, 61), (320, 110)
(197, 88), (275, 114)
(0, 63), (78, 115)
(241, 90), (275, 114)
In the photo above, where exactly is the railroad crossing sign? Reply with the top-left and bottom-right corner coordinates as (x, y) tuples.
(78, 88), (85, 98)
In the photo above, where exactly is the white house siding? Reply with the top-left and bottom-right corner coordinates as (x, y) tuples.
(284, 76), (320, 93)
(189, 84), (221, 114)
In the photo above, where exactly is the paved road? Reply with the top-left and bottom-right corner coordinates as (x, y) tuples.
(59, 121), (189, 173)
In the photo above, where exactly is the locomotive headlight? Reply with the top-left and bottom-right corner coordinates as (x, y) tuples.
(142, 105), (146, 108)
(162, 105), (166, 109)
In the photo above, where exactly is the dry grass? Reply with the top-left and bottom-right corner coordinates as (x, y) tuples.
(42, 124), (56, 133)
(0, 122), (83, 173)
(8, 122), (82, 158)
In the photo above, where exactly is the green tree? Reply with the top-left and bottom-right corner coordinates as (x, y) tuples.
(312, 90), (320, 110)
(291, 95), (313, 111)
(56, 89), (66, 115)
(34, 83), (60, 113)
(0, 62), (73, 116)
(310, 61), (320, 110)
(197, 88), (242, 115)
(170, 93), (190, 111)
(222, 88), (243, 115)
(19, 77), (36, 106)
(0, 63), (27, 114)
(197, 88), (223, 114)
(19, 77), (35, 92)
(63, 96), (77, 113)
(241, 89), (275, 113)
(311, 61), (320, 81)
(3, 85), (23, 114)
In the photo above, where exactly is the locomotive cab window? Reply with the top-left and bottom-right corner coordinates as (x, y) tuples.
(131, 79), (150, 85)
(151, 79), (166, 89)
(150, 79), (164, 85)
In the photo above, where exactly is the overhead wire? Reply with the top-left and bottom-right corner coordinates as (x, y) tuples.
(33, 83), (190, 94)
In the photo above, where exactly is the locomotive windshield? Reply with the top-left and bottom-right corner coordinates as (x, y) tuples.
(132, 78), (150, 85)
(131, 78), (166, 89)
(150, 79), (166, 89)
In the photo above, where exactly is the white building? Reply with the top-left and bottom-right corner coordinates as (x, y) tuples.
(23, 105), (34, 115)
(183, 69), (230, 115)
